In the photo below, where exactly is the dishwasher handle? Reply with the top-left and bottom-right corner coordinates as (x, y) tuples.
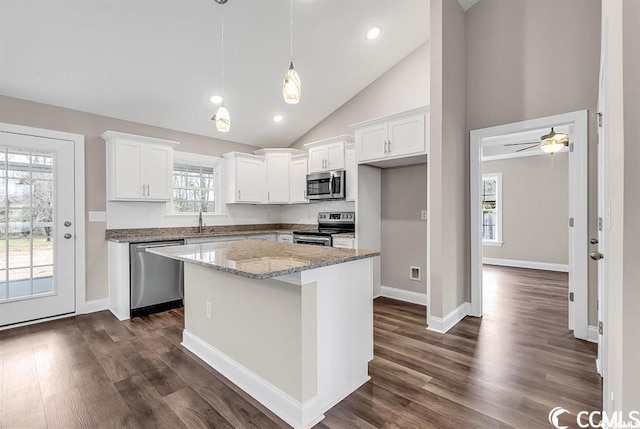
(134, 241), (184, 252)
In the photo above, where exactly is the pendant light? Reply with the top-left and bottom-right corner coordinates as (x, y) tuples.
(540, 127), (569, 155)
(283, 0), (301, 104)
(212, 1), (230, 132)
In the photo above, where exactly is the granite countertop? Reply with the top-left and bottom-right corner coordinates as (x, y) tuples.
(105, 224), (316, 243)
(146, 240), (379, 280)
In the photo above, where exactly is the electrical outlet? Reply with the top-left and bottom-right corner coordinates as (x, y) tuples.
(410, 266), (421, 281)
(421, 210), (427, 220)
(206, 302), (212, 319)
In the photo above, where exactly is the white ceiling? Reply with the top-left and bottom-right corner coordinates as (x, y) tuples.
(0, 0), (430, 148)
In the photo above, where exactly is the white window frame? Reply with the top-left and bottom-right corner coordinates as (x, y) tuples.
(166, 151), (225, 217)
(482, 172), (503, 247)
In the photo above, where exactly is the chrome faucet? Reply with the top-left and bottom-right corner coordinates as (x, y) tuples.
(198, 209), (203, 234)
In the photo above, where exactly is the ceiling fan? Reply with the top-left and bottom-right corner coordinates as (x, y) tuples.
(504, 128), (570, 155)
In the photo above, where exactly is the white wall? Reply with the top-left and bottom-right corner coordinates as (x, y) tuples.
(279, 201), (355, 225)
(482, 153), (569, 266)
(381, 164), (427, 294)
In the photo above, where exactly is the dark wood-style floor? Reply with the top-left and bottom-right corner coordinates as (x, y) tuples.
(0, 265), (601, 429)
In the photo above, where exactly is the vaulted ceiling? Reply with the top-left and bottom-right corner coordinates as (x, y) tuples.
(0, 0), (430, 148)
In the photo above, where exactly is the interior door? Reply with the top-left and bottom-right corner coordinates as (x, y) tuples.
(0, 132), (76, 327)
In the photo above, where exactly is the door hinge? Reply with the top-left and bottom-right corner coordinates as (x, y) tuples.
(599, 321), (603, 335)
(569, 217), (574, 227)
(598, 217), (603, 231)
(569, 292), (575, 302)
(569, 143), (574, 152)
(597, 112), (603, 128)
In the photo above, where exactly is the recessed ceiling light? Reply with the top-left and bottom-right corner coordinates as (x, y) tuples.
(273, 114), (284, 123)
(210, 95), (223, 104)
(366, 27), (381, 40)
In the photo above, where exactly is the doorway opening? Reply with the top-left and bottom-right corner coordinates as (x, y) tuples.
(469, 110), (589, 340)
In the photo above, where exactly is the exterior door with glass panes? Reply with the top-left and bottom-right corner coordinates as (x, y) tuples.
(0, 131), (75, 327)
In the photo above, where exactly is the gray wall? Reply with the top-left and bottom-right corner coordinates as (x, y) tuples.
(466, 0), (601, 324)
(622, 0), (640, 412)
(482, 153), (569, 265)
(291, 41), (430, 148)
(0, 95), (258, 301)
(428, 0), (468, 319)
(381, 164), (427, 294)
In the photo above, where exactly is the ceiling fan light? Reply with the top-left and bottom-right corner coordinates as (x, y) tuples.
(540, 141), (565, 154)
(540, 127), (569, 154)
(283, 62), (302, 104)
(213, 104), (231, 132)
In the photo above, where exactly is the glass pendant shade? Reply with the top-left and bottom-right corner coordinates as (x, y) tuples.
(283, 62), (302, 104)
(540, 128), (569, 155)
(214, 105), (230, 132)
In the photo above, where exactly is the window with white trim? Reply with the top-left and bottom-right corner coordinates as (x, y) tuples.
(482, 173), (502, 246)
(170, 152), (222, 215)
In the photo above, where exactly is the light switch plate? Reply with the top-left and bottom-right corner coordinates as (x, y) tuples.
(88, 211), (107, 222)
(421, 210), (427, 220)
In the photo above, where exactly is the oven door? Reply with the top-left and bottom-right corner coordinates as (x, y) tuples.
(307, 170), (345, 200)
(293, 234), (332, 246)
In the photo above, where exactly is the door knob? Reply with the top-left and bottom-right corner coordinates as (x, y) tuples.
(64, 233), (73, 239)
(590, 238), (599, 244)
(590, 251), (604, 260)
(64, 221), (72, 227)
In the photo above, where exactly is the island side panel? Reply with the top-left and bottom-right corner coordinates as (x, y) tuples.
(300, 257), (374, 412)
(183, 263), (308, 402)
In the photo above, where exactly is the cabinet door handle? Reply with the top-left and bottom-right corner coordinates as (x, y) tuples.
(146, 184), (150, 195)
(268, 191), (270, 201)
(384, 141), (388, 153)
(142, 184), (145, 196)
(388, 140), (391, 153)
(238, 190), (241, 200)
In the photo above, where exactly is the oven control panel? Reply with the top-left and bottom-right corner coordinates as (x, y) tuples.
(318, 212), (355, 222)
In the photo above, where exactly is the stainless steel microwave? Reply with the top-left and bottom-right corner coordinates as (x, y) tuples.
(306, 170), (346, 200)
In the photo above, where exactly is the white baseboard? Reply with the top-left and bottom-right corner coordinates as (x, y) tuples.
(80, 298), (109, 314)
(587, 325), (599, 343)
(182, 330), (324, 429)
(483, 257), (569, 273)
(427, 302), (470, 334)
(379, 286), (427, 306)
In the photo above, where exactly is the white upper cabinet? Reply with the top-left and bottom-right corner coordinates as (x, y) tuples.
(266, 153), (291, 203)
(290, 155), (308, 203)
(305, 135), (353, 173)
(102, 131), (178, 202)
(345, 144), (357, 202)
(224, 152), (267, 204)
(352, 107), (429, 164)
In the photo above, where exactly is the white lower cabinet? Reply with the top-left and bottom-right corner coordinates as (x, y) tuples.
(247, 234), (277, 241)
(277, 234), (294, 243)
(332, 237), (355, 249)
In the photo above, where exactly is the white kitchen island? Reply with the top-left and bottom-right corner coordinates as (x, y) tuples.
(148, 240), (379, 428)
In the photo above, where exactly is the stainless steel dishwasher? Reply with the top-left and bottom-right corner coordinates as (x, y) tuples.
(130, 240), (184, 317)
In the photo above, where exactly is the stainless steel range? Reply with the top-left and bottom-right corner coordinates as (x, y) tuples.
(293, 212), (355, 246)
